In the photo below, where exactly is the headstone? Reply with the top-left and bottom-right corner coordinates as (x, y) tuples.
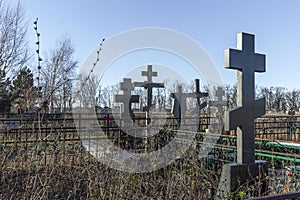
(0, 95), (11, 116)
(114, 78), (139, 122)
(217, 32), (268, 199)
(171, 85), (186, 125)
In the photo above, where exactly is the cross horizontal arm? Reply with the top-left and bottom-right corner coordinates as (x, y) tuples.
(134, 82), (164, 88)
(186, 92), (208, 98)
(224, 97), (265, 131)
(142, 71), (157, 77)
(224, 49), (244, 71)
(224, 49), (266, 72)
(114, 94), (139, 103)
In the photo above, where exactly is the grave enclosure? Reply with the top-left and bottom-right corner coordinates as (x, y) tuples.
(1, 32), (300, 199)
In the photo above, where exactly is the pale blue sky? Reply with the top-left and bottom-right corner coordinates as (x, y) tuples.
(22, 0), (300, 89)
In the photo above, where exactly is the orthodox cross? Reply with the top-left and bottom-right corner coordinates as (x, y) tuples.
(224, 32), (266, 164)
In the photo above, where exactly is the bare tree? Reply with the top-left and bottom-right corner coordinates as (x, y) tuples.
(224, 84), (237, 109)
(134, 87), (146, 111)
(259, 86), (290, 113)
(98, 84), (119, 108)
(273, 86), (287, 112)
(74, 74), (100, 109)
(41, 36), (78, 112)
(0, 0), (29, 96)
(259, 86), (274, 111)
(286, 89), (300, 111)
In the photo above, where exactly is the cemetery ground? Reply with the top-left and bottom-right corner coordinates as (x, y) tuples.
(1, 112), (300, 199)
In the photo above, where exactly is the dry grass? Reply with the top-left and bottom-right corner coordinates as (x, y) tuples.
(1, 114), (300, 199)
(0, 140), (220, 200)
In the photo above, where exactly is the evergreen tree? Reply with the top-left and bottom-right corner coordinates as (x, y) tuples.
(10, 67), (36, 112)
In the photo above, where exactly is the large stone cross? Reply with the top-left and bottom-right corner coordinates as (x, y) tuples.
(224, 32), (266, 164)
(134, 65), (164, 112)
(114, 78), (139, 121)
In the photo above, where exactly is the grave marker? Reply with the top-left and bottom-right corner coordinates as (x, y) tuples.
(114, 78), (139, 122)
(133, 65), (164, 151)
(224, 32), (266, 164)
(217, 32), (268, 199)
(171, 85), (186, 125)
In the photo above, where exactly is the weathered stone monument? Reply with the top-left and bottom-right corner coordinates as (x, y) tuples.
(114, 78), (139, 123)
(171, 85), (186, 126)
(207, 87), (226, 135)
(0, 94), (10, 116)
(217, 32), (268, 198)
(209, 87), (226, 117)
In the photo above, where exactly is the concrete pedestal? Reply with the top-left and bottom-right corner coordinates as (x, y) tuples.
(216, 160), (268, 199)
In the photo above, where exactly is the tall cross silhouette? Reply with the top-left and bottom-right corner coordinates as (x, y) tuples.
(224, 32), (266, 164)
(114, 78), (139, 122)
(134, 65), (164, 112)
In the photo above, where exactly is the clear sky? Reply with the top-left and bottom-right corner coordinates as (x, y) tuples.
(22, 0), (300, 90)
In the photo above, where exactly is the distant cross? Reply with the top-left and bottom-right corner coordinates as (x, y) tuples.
(134, 65), (164, 152)
(134, 65), (164, 112)
(209, 87), (226, 116)
(224, 32), (266, 164)
(114, 78), (139, 122)
(142, 64), (157, 83)
(171, 79), (208, 128)
(189, 79), (208, 112)
(189, 79), (208, 131)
